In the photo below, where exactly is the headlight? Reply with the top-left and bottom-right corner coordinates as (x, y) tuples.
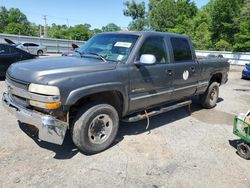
(28, 83), (60, 95)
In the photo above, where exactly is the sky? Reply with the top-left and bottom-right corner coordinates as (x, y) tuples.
(1, 0), (209, 29)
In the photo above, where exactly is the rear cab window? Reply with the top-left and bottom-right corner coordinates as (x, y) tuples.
(170, 37), (193, 63)
(138, 36), (168, 64)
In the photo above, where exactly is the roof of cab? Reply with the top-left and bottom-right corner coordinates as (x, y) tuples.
(100, 31), (189, 38)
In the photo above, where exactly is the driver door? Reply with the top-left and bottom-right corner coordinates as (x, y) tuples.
(128, 36), (174, 113)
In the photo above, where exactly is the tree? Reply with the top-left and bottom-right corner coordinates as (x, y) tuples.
(233, 0), (250, 51)
(191, 11), (212, 50)
(215, 39), (232, 51)
(0, 6), (36, 36)
(210, 0), (241, 45)
(69, 24), (92, 41)
(0, 7), (8, 33)
(48, 24), (70, 39)
(149, 0), (177, 32)
(123, 0), (148, 30)
(102, 23), (121, 32)
(148, 0), (197, 34)
(4, 22), (36, 36)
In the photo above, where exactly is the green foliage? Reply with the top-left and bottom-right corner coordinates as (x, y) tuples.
(191, 11), (212, 49)
(48, 23), (98, 41)
(48, 24), (69, 39)
(91, 28), (102, 36)
(148, 0), (197, 34)
(0, 6), (36, 36)
(149, 0), (177, 32)
(233, 0), (250, 52)
(210, 0), (241, 44)
(102, 23), (121, 32)
(123, 0), (148, 31)
(69, 24), (93, 41)
(0, 7), (9, 33)
(215, 39), (232, 51)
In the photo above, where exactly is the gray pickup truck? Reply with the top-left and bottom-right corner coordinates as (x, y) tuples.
(2, 32), (229, 154)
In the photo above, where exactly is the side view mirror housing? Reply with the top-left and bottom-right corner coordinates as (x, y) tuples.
(136, 54), (157, 66)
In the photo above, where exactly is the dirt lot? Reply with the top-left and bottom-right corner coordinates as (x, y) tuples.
(0, 65), (249, 188)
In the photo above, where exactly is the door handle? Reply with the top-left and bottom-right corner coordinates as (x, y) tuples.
(166, 69), (173, 76)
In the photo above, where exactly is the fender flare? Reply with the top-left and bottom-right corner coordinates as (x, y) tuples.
(65, 82), (128, 115)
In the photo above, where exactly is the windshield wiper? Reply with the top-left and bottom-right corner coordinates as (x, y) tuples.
(83, 52), (107, 63)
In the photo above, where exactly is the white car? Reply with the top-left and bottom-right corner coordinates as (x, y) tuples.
(17, 42), (47, 56)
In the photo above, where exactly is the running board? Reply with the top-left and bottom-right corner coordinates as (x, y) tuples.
(122, 100), (192, 122)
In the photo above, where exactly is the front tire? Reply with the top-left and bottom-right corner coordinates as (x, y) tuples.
(199, 82), (219, 109)
(71, 103), (119, 154)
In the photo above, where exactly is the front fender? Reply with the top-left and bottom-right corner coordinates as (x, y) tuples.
(64, 82), (128, 114)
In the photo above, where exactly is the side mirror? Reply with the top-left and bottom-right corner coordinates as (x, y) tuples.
(137, 54), (157, 66)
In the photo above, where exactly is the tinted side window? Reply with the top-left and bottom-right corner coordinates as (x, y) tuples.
(0, 45), (10, 54)
(138, 36), (168, 63)
(29, 43), (39, 47)
(171, 37), (192, 62)
(23, 43), (29, 46)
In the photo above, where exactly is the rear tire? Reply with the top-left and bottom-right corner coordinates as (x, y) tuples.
(37, 50), (43, 56)
(71, 102), (119, 154)
(199, 82), (219, 109)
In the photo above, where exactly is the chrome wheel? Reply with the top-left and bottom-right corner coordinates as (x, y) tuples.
(88, 114), (113, 144)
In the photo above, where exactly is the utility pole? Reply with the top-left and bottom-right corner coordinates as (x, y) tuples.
(39, 25), (42, 37)
(43, 15), (47, 38)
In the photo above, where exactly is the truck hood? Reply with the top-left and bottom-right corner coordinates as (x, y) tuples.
(7, 56), (117, 84)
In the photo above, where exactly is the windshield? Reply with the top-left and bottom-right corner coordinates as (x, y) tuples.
(75, 34), (139, 63)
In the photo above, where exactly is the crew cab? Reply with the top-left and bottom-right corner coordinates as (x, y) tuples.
(2, 32), (229, 154)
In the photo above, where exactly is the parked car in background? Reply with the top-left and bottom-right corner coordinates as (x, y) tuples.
(62, 43), (79, 56)
(242, 63), (250, 79)
(0, 43), (36, 77)
(17, 42), (47, 56)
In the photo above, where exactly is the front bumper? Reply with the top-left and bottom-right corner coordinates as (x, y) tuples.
(2, 92), (68, 145)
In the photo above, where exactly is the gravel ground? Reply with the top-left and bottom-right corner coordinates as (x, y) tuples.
(0, 65), (249, 188)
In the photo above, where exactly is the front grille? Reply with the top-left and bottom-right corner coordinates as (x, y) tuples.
(6, 74), (30, 108)
(11, 95), (29, 107)
(6, 74), (29, 90)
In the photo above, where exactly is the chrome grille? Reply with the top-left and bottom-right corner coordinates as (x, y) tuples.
(5, 74), (29, 107)
(11, 95), (29, 107)
(6, 74), (29, 90)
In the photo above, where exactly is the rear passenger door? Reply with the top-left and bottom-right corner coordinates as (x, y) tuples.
(170, 37), (200, 99)
(27, 43), (39, 55)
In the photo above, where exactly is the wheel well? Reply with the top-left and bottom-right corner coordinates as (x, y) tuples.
(37, 50), (43, 54)
(69, 91), (124, 121)
(210, 73), (222, 84)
